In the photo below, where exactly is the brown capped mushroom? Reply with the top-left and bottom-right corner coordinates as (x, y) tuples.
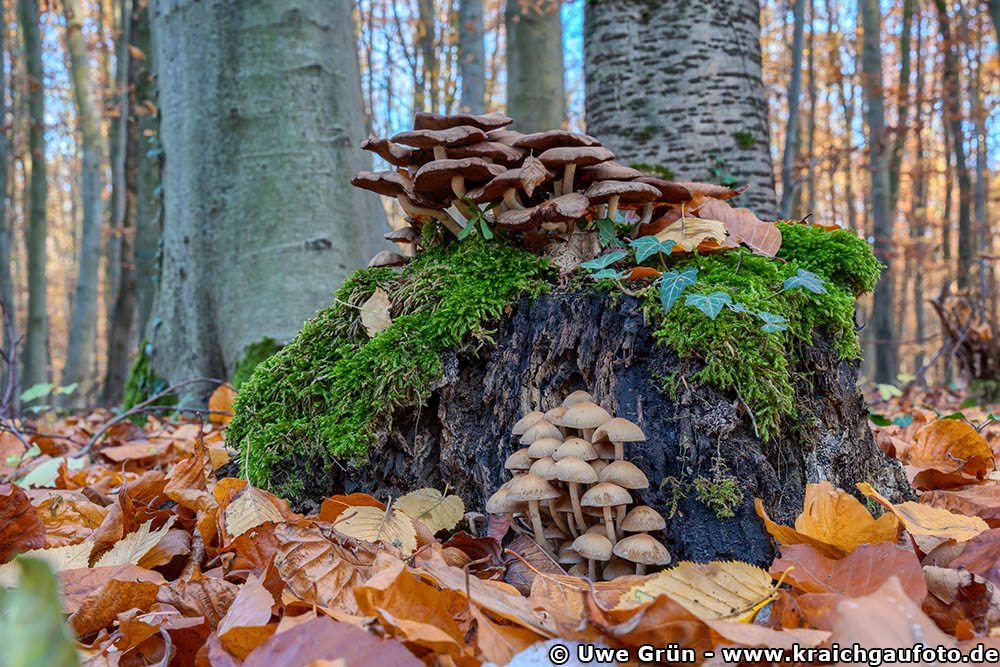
(384, 226), (421, 246)
(571, 532), (613, 581)
(495, 193), (590, 231)
(485, 128), (526, 146)
(513, 130), (602, 152)
(558, 542), (585, 568)
(504, 448), (532, 474)
(412, 157), (505, 201)
(581, 482), (632, 544)
(485, 487), (526, 535)
(613, 533), (671, 575)
(391, 126), (488, 160)
(537, 146), (615, 195)
(594, 441), (617, 461)
(621, 505), (667, 534)
(602, 556), (635, 581)
(414, 111), (513, 132)
(449, 141), (528, 167)
(368, 250), (408, 268)
(593, 417), (646, 461)
(584, 180), (660, 222)
(576, 162), (643, 187)
(520, 420), (562, 445)
(554, 456), (598, 535)
(465, 157), (554, 209)
(360, 132), (429, 168)
(512, 411), (545, 436)
(507, 474), (561, 554)
(526, 437), (562, 460)
(561, 401), (612, 441)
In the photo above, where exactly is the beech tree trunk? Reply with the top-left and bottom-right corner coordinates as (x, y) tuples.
(0, 15), (12, 372)
(147, 0), (385, 395)
(18, 0), (49, 394)
(779, 0), (807, 219)
(458, 0), (486, 114)
(583, 0), (777, 220)
(61, 0), (108, 407)
(505, 0), (565, 132)
(274, 291), (908, 564)
(132, 1), (159, 336)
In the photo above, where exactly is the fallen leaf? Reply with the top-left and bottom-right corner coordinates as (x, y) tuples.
(34, 496), (107, 547)
(224, 485), (285, 539)
(654, 215), (728, 251)
(831, 576), (956, 649)
(858, 482), (988, 542)
(59, 564), (165, 614)
(137, 528), (191, 569)
(0, 542), (93, 586)
(318, 493), (386, 523)
(0, 482), (46, 562)
(394, 487), (465, 534)
(155, 576), (239, 629)
(163, 442), (216, 512)
(360, 287), (392, 337)
(908, 419), (994, 478)
(209, 384), (235, 425)
(469, 601), (545, 664)
(504, 533), (564, 595)
(241, 616), (421, 667)
(95, 516), (177, 567)
(67, 574), (163, 636)
(921, 485), (1000, 527)
(922, 565), (1000, 636)
(698, 198), (782, 256)
(952, 528), (1000, 586)
(335, 505), (417, 555)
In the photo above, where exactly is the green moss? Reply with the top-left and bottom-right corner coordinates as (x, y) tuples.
(228, 237), (552, 494)
(122, 339), (175, 418)
(231, 338), (282, 390)
(641, 223), (880, 438)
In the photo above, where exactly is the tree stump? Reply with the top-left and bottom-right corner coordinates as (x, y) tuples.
(295, 289), (908, 565)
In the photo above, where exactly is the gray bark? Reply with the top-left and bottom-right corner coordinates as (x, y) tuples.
(61, 0), (108, 407)
(889, 0), (914, 208)
(458, 0), (486, 114)
(506, 0), (565, 132)
(861, 0), (896, 384)
(147, 0), (385, 395)
(779, 0), (807, 219)
(0, 16), (12, 395)
(133, 1), (159, 335)
(584, 0), (777, 219)
(18, 0), (49, 394)
(105, 0), (128, 341)
(990, 0), (1000, 45)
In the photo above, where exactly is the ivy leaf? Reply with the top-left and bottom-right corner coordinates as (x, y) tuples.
(727, 301), (751, 314)
(590, 268), (630, 280)
(580, 250), (629, 271)
(596, 218), (617, 246)
(761, 323), (788, 333)
(685, 291), (732, 320)
(478, 218), (493, 240)
(659, 267), (698, 314)
(757, 311), (789, 330)
(630, 237), (676, 264)
(892, 415), (914, 428)
(783, 268), (827, 294)
(868, 412), (892, 427)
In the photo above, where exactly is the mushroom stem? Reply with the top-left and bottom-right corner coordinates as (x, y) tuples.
(526, 500), (554, 554)
(433, 146), (447, 160)
(563, 163), (578, 194)
(606, 194), (621, 222)
(450, 176), (476, 220)
(398, 194), (463, 236)
(601, 507), (617, 544)
(450, 175), (468, 199)
(636, 563), (646, 576)
(588, 558), (597, 581)
(568, 482), (588, 534)
(565, 512), (580, 537)
(615, 505), (626, 534)
(547, 499), (571, 535)
(613, 440), (624, 461)
(505, 512), (526, 535)
(583, 427), (595, 441)
(632, 203), (654, 236)
(503, 188), (525, 210)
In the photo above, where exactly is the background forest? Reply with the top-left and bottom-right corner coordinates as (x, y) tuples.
(0, 0), (997, 409)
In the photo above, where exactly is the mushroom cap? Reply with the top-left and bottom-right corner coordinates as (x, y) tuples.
(561, 390), (594, 407)
(570, 533), (613, 561)
(554, 456), (598, 484)
(567, 562), (589, 578)
(594, 441), (617, 461)
(485, 128), (526, 146)
(553, 437), (598, 462)
(414, 111), (513, 131)
(519, 420), (563, 444)
(360, 132), (429, 166)
(544, 523), (567, 540)
(590, 459), (609, 476)
(613, 533), (671, 566)
(593, 418), (646, 443)
(671, 181), (749, 200)
(584, 180), (661, 205)
(634, 177), (693, 203)
(598, 460), (649, 490)
(512, 411), (545, 435)
(529, 456), (558, 480)
(384, 226), (421, 244)
(368, 250), (409, 268)
(603, 557), (636, 581)
(561, 401), (612, 430)
(504, 448), (533, 472)
(465, 162), (555, 203)
(507, 473), (561, 502)
(412, 158), (504, 195)
(351, 170), (411, 197)
(495, 193), (590, 231)
(485, 487), (525, 514)
(449, 141), (528, 166)
(576, 162), (643, 186)
(391, 126), (488, 149)
(527, 436), (562, 459)
(537, 146), (615, 168)
(514, 130), (602, 152)
(554, 496), (575, 513)
(543, 406), (568, 426)
(621, 506), (667, 533)
(581, 482), (632, 508)
(558, 543), (585, 565)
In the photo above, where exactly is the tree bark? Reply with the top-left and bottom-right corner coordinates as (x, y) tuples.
(105, 0), (127, 335)
(860, 0), (896, 383)
(989, 0), (1000, 45)
(778, 0), (806, 220)
(132, 0), (159, 336)
(458, 0), (486, 114)
(911, 13), (927, 372)
(0, 15), (12, 397)
(416, 0), (438, 112)
(584, 0), (777, 220)
(506, 0), (565, 132)
(147, 0), (386, 397)
(18, 0), (49, 395)
(890, 0), (914, 208)
(61, 0), (108, 407)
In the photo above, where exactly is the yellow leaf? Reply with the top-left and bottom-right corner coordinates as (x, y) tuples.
(225, 485), (285, 539)
(209, 383), (235, 425)
(0, 542), (93, 586)
(654, 215), (728, 251)
(394, 488), (464, 534)
(335, 506), (417, 555)
(95, 517), (176, 567)
(360, 288), (392, 338)
(857, 482), (988, 543)
(616, 560), (774, 621)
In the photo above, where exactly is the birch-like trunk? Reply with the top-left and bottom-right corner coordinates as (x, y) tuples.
(458, 0), (486, 114)
(779, 0), (806, 219)
(0, 17), (11, 395)
(147, 0), (385, 395)
(584, 0), (777, 219)
(18, 0), (49, 394)
(506, 0), (565, 132)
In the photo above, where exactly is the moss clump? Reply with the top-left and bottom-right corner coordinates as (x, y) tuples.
(122, 339), (175, 417)
(231, 338), (282, 390)
(642, 223), (880, 437)
(228, 237), (552, 495)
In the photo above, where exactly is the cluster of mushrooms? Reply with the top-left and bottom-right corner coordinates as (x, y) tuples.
(485, 390), (670, 581)
(352, 111), (699, 268)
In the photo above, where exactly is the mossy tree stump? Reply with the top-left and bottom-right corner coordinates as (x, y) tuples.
(228, 225), (908, 564)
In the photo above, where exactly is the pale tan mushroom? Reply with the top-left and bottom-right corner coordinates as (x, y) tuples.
(561, 390), (594, 407)
(571, 532), (613, 581)
(593, 417), (646, 461)
(581, 482), (631, 544)
(504, 448), (532, 474)
(512, 411), (545, 436)
(553, 437), (598, 462)
(485, 487), (526, 535)
(554, 456), (598, 535)
(561, 401), (612, 441)
(613, 533), (671, 575)
(507, 474), (562, 554)
(519, 420), (563, 445)
(526, 436), (563, 460)
(621, 506), (667, 534)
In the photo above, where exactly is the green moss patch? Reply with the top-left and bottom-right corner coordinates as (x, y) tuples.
(641, 223), (880, 437)
(231, 338), (282, 390)
(122, 339), (175, 418)
(227, 237), (552, 495)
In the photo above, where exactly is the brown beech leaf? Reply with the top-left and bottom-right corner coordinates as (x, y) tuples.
(0, 482), (46, 562)
(137, 528), (191, 570)
(59, 564), (165, 614)
(858, 482), (988, 542)
(224, 485), (285, 540)
(908, 419), (995, 478)
(922, 565), (1000, 636)
(698, 198), (782, 256)
(318, 493), (386, 523)
(208, 384), (235, 425)
(62, 565), (166, 636)
(217, 574), (274, 636)
(770, 542), (926, 601)
(241, 616), (421, 667)
(220, 521), (281, 572)
(504, 533), (564, 595)
(952, 528), (1000, 586)
(831, 576), (956, 649)
(219, 624), (277, 660)
(155, 576), (239, 629)
(921, 485), (1000, 527)
(33, 495), (107, 547)
(469, 601), (545, 665)
(163, 441), (216, 512)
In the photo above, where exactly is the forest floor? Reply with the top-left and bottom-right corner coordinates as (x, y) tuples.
(2, 384), (1000, 665)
